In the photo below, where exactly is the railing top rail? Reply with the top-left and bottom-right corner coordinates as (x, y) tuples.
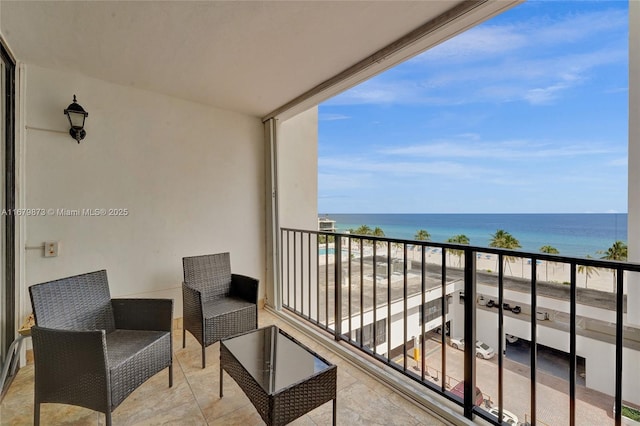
(281, 227), (640, 272)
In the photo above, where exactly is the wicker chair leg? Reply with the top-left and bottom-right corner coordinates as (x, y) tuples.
(169, 364), (173, 387)
(202, 345), (206, 369)
(105, 410), (112, 426)
(182, 329), (186, 349)
(33, 401), (40, 426)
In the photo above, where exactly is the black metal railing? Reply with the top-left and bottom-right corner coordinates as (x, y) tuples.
(280, 228), (640, 426)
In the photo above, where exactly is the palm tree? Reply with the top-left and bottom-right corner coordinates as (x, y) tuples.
(577, 255), (599, 289)
(539, 245), (559, 281)
(446, 234), (469, 267)
(414, 229), (431, 241)
(489, 229), (521, 274)
(372, 227), (386, 250)
(354, 225), (372, 236)
(598, 241), (628, 291)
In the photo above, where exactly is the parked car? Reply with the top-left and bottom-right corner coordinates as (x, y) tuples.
(505, 334), (519, 343)
(450, 381), (484, 406)
(486, 406), (519, 425)
(449, 338), (496, 359)
(476, 341), (496, 359)
(449, 337), (464, 349)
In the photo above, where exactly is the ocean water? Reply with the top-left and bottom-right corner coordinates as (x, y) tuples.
(324, 213), (627, 258)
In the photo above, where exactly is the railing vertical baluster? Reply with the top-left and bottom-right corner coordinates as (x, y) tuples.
(498, 253), (504, 424)
(387, 242), (392, 361)
(531, 258), (538, 425)
(359, 238), (364, 348)
(286, 230), (290, 307)
(293, 231), (297, 313)
(325, 234), (329, 330)
(614, 266), (624, 426)
(300, 232), (304, 316)
(403, 243), (408, 372)
(308, 232), (311, 321)
(348, 237), (352, 342)
(281, 228), (285, 307)
(569, 262), (577, 426)
(317, 234), (320, 326)
(373, 241), (377, 353)
(463, 248), (477, 420)
(441, 246), (447, 393)
(421, 244), (426, 382)
(335, 235), (342, 340)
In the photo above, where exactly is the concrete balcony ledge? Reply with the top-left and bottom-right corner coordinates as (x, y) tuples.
(267, 306), (479, 426)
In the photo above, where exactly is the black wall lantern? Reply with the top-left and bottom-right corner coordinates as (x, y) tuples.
(64, 95), (88, 143)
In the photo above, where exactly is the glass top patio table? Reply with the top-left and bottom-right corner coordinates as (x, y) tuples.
(220, 325), (337, 425)
(221, 325), (332, 394)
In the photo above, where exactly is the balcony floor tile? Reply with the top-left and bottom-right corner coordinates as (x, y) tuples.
(0, 309), (449, 425)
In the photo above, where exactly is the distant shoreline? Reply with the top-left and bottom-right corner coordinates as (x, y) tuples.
(321, 213), (628, 259)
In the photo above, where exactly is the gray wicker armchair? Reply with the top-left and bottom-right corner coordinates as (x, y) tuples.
(182, 252), (258, 368)
(29, 270), (173, 426)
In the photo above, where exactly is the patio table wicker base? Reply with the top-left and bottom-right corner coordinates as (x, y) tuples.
(220, 326), (337, 426)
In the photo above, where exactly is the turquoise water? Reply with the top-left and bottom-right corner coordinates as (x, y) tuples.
(318, 247), (336, 256)
(323, 213), (627, 258)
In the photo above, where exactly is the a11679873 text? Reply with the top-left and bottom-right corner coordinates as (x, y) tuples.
(0, 208), (129, 217)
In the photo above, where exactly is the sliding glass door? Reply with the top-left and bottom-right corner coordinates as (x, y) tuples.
(0, 40), (15, 366)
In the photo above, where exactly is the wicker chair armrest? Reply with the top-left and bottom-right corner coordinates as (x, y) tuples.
(112, 298), (173, 331)
(183, 282), (204, 318)
(230, 274), (259, 304)
(31, 326), (110, 411)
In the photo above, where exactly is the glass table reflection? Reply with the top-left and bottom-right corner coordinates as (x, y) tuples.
(220, 325), (337, 425)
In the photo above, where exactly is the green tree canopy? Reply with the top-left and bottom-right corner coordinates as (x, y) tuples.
(598, 240), (628, 261)
(353, 225), (372, 236)
(577, 255), (599, 289)
(598, 240), (628, 291)
(539, 245), (559, 255)
(414, 229), (431, 241)
(448, 234), (470, 245)
(539, 245), (560, 281)
(489, 229), (521, 250)
(447, 234), (470, 267)
(489, 229), (521, 273)
(372, 227), (385, 237)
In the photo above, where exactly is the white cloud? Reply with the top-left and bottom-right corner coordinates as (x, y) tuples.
(328, 8), (627, 107)
(414, 8), (627, 64)
(381, 139), (615, 160)
(319, 113), (350, 121)
(319, 157), (495, 179)
(607, 157), (628, 167)
(414, 24), (527, 63)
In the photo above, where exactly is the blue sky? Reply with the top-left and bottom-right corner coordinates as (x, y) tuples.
(318, 1), (629, 214)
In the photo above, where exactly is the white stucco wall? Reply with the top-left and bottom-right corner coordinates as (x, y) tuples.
(276, 107), (319, 312)
(21, 65), (265, 319)
(277, 106), (318, 230)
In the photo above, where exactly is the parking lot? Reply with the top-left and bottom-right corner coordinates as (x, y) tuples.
(396, 333), (614, 425)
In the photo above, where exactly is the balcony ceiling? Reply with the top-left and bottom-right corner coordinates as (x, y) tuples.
(4, 1), (478, 117)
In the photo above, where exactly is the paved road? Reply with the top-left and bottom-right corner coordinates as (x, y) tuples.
(505, 339), (586, 386)
(394, 334), (615, 425)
